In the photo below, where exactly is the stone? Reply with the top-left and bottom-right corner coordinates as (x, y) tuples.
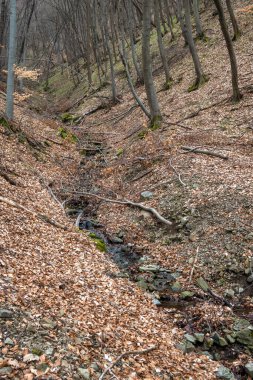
(110, 236), (123, 244)
(180, 291), (195, 299)
(215, 365), (235, 379)
(37, 363), (49, 372)
(224, 289), (235, 298)
(45, 347), (54, 356)
(140, 191), (153, 200)
(204, 337), (214, 350)
(194, 333), (205, 343)
(176, 341), (195, 353)
(0, 309), (13, 319)
(245, 362), (253, 378)
(171, 281), (182, 292)
(78, 368), (90, 379)
(0, 367), (12, 376)
(184, 334), (197, 344)
(90, 362), (100, 372)
(201, 351), (213, 360)
(137, 279), (149, 290)
(233, 319), (251, 331)
(247, 274), (253, 283)
(226, 334), (235, 344)
(236, 327), (253, 348)
(4, 338), (14, 345)
(23, 354), (40, 363)
(212, 332), (228, 347)
(196, 277), (209, 292)
(41, 318), (57, 330)
(139, 264), (160, 272)
(152, 298), (161, 306)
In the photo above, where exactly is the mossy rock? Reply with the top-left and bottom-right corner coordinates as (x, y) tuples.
(89, 233), (107, 253)
(60, 113), (80, 124)
(58, 127), (77, 142)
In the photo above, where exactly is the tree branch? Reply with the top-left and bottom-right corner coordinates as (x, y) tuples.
(181, 146), (229, 160)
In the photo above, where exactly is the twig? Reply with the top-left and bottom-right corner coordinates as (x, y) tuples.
(99, 346), (156, 380)
(189, 247), (199, 283)
(181, 146), (229, 160)
(169, 158), (186, 186)
(75, 211), (83, 228)
(62, 191), (173, 226)
(0, 196), (68, 230)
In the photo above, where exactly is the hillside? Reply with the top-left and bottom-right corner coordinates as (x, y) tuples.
(0, 1), (253, 380)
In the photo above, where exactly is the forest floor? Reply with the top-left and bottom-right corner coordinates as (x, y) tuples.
(1, 2), (253, 380)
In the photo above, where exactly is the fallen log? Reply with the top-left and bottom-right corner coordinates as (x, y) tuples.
(181, 146), (229, 160)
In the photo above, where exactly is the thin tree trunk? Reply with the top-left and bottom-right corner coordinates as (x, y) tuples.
(193, 0), (204, 39)
(142, 0), (162, 127)
(213, 0), (242, 102)
(154, 0), (172, 88)
(225, 0), (240, 41)
(183, 0), (206, 89)
(6, 0), (16, 120)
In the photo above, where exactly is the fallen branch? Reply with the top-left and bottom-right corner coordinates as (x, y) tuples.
(181, 146), (229, 160)
(0, 196), (68, 230)
(99, 346), (156, 380)
(0, 169), (17, 186)
(75, 211), (83, 228)
(189, 247), (199, 283)
(169, 158), (186, 186)
(63, 191), (173, 226)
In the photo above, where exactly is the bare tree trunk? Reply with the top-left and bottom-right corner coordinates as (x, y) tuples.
(225, 0), (240, 41)
(183, 0), (206, 90)
(6, 0), (16, 120)
(154, 0), (172, 88)
(0, 0), (7, 80)
(142, 0), (162, 128)
(193, 0), (204, 39)
(213, 0), (242, 102)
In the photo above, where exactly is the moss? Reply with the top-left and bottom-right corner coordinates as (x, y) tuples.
(0, 117), (11, 129)
(89, 233), (107, 252)
(58, 127), (77, 142)
(188, 75), (209, 92)
(164, 79), (173, 90)
(138, 129), (148, 139)
(116, 147), (124, 156)
(150, 115), (162, 130)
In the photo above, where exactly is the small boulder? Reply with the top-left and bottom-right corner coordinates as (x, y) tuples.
(23, 353), (40, 363)
(0, 309), (13, 319)
(224, 289), (235, 298)
(4, 338), (14, 346)
(215, 366), (235, 379)
(0, 367), (12, 376)
(180, 291), (195, 299)
(236, 327), (253, 348)
(212, 332), (228, 347)
(78, 368), (90, 379)
(247, 274), (253, 283)
(194, 333), (205, 343)
(184, 334), (196, 344)
(139, 264), (160, 272)
(140, 191), (153, 200)
(171, 281), (182, 292)
(245, 362), (253, 378)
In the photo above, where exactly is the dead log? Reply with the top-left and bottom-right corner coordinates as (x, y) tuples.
(181, 146), (229, 160)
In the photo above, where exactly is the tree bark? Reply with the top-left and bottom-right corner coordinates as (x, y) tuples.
(225, 0), (240, 41)
(213, 0), (242, 102)
(142, 0), (162, 127)
(6, 0), (16, 120)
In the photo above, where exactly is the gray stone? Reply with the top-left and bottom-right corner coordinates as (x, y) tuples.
(224, 289), (235, 298)
(233, 319), (251, 331)
(212, 332), (228, 347)
(139, 264), (160, 272)
(0, 367), (12, 376)
(110, 236), (123, 244)
(184, 334), (196, 344)
(0, 309), (13, 319)
(196, 277), (209, 292)
(141, 191), (153, 200)
(180, 291), (195, 299)
(78, 368), (90, 379)
(152, 298), (161, 306)
(90, 362), (100, 372)
(204, 337), (214, 350)
(215, 366), (235, 379)
(171, 281), (182, 292)
(45, 347), (54, 356)
(194, 333), (205, 343)
(23, 354), (40, 363)
(245, 362), (253, 378)
(201, 351), (213, 360)
(236, 327), (253, 348)
(177, 341), (195, 353)
(247, 274), (253, 283)
(226, 334), (235, 344)
(137, 279), (149, 290)
(4, 338), (14, 345)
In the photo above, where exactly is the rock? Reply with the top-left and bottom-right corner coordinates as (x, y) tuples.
(27, 323), (36, 332)
(31, 346), (44, 356)
(212, 332), (228, 347)
(78, 368), (90, 379)
(139, 264), (160, 272)
(171, 281), (182, 292)
(45, 347), (54, 356)
(137, 279), (149, 290)
(194, 333), (205, 343)
(233, 319), (251, 331)
(215, 365), (235, 379)
(0, 309), (13, 319)
(196, 277), (209, 292)
(245, 362), (253, 378)
(184, 334), (197, 344)
(176, 341), (195, 353)
(4, 338), (14, 345)
(0, 367), (12, 376)
(236, 327), (253, 348)
(23, 353), (40, 363)
(226, 334), (235, 344)
(140, 191), (153, 200)
(180, 291), (195, 299)
(204, 337), (214, 350)
(201, 351), (213, 360)
(247, 274), (253, 283)
(224, 289), (235, 298)
(41, 318), (57, 330)
(152, 298), (162, 306)
(37, 363), (49, 373)
(110, 236), (124, 244)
